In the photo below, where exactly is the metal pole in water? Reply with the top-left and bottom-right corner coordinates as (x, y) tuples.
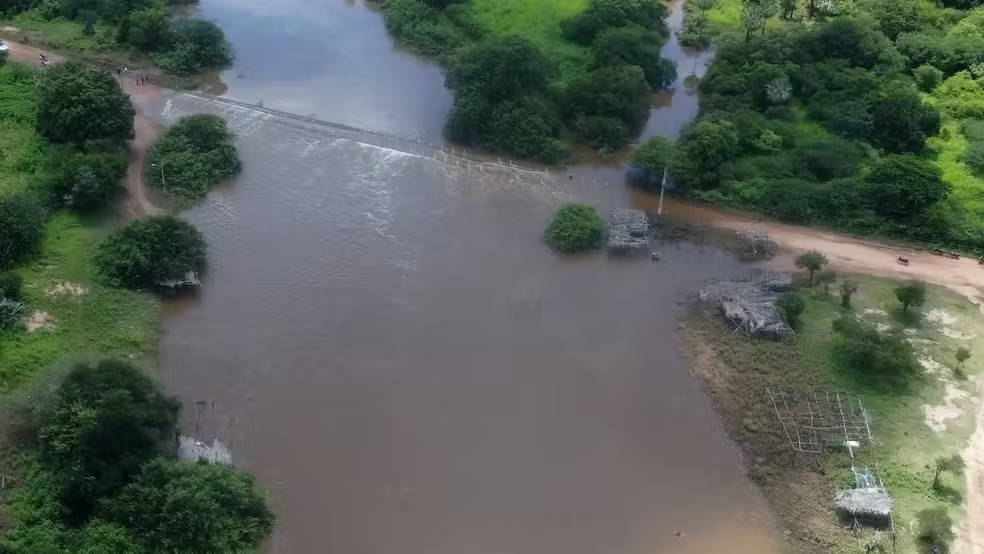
(658, 165), (668, 217)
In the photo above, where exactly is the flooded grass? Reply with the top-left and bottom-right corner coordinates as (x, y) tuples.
(0, 213), (158, 391)
(680, 274), (984, 553)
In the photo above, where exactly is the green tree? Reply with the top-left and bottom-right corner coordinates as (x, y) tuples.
(95, 216), (207, 289)
(105, 458), (274, 554)
(592, 25), (677, 89)
(118, 3), (174, 52)
(895, 280), (927, 313)
(38, 359), (180, 521)
(446, 36), (549, 103)
(794, 249), (828, 286)
(36, 62), (134, 145)
(781, 0), (796, 18)
(629, 135), (674, 187)
(865, 154), (950, 221)
(0, 193), (47, 270)
(816, 269), (836, 294)
(832, 315), (921, 385)
(0, 271), (23, 300)
(916, 507), (954, 553)
(74, 521), (143, 554)
(867, 84), (941, 153)
(670, 118), (741, 190)
(156, 19), (234, 75)
(962, 141), (984, 176)
(563, 65), (651, 143)
(777, 291), (806, 328)
(46, 149), (128, 212)
(144, 114), (241, 198)
(914, 64), (944, 92)
(840, 279), (858, 308)
(934, 454), (965, 487)
(564, 0), (668, 44)
(956, 347), (971, 371)
(544, 203), (604, 253)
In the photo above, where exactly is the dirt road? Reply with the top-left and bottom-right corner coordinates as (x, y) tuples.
(3, 38), (161, 218)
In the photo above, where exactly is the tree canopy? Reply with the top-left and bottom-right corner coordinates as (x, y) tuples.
(0, 193), (47, 270)
(36, 62), (134, 145)
(94, 215), (207, 289)
(156, 19), (234, 75)
(895, 280), (927, 313)
(104, 458), (274, 554)
(544, 203), (604, 253)
(144, 114), (241, 198)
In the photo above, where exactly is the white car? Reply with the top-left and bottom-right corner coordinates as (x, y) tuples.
(0, 40), (8, 53)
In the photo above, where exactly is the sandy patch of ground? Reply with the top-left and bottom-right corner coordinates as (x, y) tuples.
(920, 357), (945, 375)
(25, 311), (54, 332)
(863, 308), (888, 316)
(44, 281), (87, 296)
(924, 383), (972, 432)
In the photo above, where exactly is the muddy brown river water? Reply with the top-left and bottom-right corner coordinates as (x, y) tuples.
(158, 1), (782, 552)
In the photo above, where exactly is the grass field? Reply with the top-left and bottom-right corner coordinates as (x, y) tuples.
(465, 0), (591, 82)
(681, 274), (983, 553)
(0, 214), (159, 391)
(0, 11), (151, 70)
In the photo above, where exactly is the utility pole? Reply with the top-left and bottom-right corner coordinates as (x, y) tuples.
(657, 165), (668, 217)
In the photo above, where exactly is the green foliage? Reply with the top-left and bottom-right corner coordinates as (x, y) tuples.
(564, 0), (668, 45)
(933, 453), (965, 487)
(816, 269), (836, 293)
(914, 64), (944, 92)
(563, 65), (650, 148)
(144, 114), (241, 198)
(35, 62), (134, 145)
(865, 154), (949, 221)
(44, 148), (128, 212)
(94, 215), (207, 289)
(118, 3), (174, 52)
(629, 135), (673, 187)
(895, 280), (927, 313)
(380, 0), (470, 58)
(956, 346), (971, 366)
(156, 19), (234, 75)
(74, 521), (143, 554)
(831, 314), (921, 386)
(777, 291), (806, 328)
(592, 25), (676, 89)
(0, 270), (24, 300)
(0, 193), (47, 270)
(445, 36), (567, 162)
(38, 359), (180, 521)
(544, 203), (604, 253)
(794, 249), (828, 285)
(867, 84), (941, 153)
(916, 507), (954, 553)
(104, 458), (274, 554)
(961, 141), (984, 176)
(671, 117), (740, 190)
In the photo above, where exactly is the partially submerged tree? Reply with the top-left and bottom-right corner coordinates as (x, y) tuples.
(933, 454), (965, 488)
(156, 19), (234, 75)
(628, 136), (674, 188)
(795, 250), (829, 286)
(105, 458), (274, 554)
(95, 216), (207, 289)
(144, 114), (241, 198)
(544, 203), (604, 254)
(895, 280), (927, 313)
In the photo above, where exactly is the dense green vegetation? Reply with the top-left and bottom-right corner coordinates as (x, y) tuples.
(144, 113), (241, 198)
(544, 203), (604, 253)
(683, 268), (984, 553)
(381, 0), (677, 161)
(95, 215), (207, 289)
(1, 0), (233, 75)
(0, 360), (273, 553)
(661, 0), (984, 252)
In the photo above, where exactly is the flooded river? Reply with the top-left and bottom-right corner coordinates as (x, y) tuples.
(159, 1), (780, 553)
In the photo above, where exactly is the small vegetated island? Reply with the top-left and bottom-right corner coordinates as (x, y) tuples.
(378, 0), (678, 162)
(0, 0), (234, 77)
(0, 33), (271, 554)
(144, 113), (242, 199)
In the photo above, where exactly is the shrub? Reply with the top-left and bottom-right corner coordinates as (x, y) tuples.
(629, 136), (674, 187)
(95, 216), (207, 289)
(564, 0), (668, 45)
(380, 0), (467, 57)
(776, 292), (806, 328)
(0, 193), (47, 270)
(895, 280), (927, 313)
(156, 19), (234, 75)
(794, 250), (828, 286)
(544, 204), (604, 253)
(38, 359), (180, 521)
(145, 114), (241, 198)
(45, 149), (128, 212)
(104, 458), (274, 553)
(0, 271), (24, 300)
(0, 297), (25, 330)
(916, 507), (954, 553)
(962, 141), (984, 176)
(36, 62), (134, 145)
(832, 315), (921, 385)
(592, 25), (676, 89)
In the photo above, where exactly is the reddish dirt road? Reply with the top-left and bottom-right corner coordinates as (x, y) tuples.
(4, 38), (162, 218)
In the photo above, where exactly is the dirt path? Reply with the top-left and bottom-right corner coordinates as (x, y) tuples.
(3, 38), (162, 218)
(664, 199), (984, 552)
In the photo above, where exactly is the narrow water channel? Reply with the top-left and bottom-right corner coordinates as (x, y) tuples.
(158, 2), (779, 553)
